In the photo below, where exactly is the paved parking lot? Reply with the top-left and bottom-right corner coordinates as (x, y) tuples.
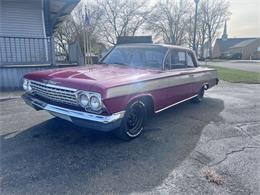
(0, 81), (259, 195)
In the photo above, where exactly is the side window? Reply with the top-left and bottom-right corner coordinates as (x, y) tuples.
(173, 51), (186, 66)
(186, 52), (196, 67)
(164, 50), (186, 70)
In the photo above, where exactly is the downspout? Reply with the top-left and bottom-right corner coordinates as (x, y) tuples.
(41, 0), (49, 63)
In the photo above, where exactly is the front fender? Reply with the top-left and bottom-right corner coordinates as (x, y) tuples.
(103, 93), (155, 114)
(127, 94), (156, 115)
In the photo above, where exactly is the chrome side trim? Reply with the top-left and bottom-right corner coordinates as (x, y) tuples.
(155, 95), (198, 113)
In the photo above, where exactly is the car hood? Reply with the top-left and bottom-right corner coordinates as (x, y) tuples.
(25, 64), (162, 92)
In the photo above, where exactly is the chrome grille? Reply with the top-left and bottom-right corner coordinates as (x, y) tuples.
(30, 80), (78, 106)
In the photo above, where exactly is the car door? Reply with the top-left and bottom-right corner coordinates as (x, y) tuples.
(164, 49), (193, 104)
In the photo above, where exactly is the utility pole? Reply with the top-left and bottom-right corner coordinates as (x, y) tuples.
(83, 28), (86, 65)
(193, 0), (199, 55)
(83, 10), (86, 65)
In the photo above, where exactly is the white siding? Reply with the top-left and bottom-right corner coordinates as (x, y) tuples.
(0, 0), (48, 65)
(0, 0), (44, 37)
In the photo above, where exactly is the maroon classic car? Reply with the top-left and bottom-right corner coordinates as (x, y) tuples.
(22, 44), (218, 140)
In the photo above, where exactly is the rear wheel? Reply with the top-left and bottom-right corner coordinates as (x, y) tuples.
(192, 87), (205, 103)
(114, 100), (146, 140)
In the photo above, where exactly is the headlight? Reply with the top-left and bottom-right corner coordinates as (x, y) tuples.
(23, 79), (29, 91)
(76, 91), (103, 112)
(78, 92), (89, 107)
(90, 95), (102, 111)
(27, 81), (32, 92)
(23, 79), (32, 92)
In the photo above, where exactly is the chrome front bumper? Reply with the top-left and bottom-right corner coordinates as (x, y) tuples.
(22, 94), (125, 131)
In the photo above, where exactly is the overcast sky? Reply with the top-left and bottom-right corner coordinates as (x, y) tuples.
(228, 0), (259, 38)
(148, 0), (259, 38)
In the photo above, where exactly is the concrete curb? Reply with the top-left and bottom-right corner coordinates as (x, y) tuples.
(0, 96), (21, 101)
(0, 91), (23, 101)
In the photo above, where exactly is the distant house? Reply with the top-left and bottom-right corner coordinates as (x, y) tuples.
(212, 22), (260, 60)
(228, 39), (260, 60)
(0, 0), (81, 90)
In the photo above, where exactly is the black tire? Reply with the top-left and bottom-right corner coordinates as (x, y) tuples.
(192, 87), (205, 103)
(113, 100), (147, 140)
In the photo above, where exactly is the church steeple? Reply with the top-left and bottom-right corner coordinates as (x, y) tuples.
(222, 21), (228, 40)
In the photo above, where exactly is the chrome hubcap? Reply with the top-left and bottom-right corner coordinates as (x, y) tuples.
(126, 103), (145, 137)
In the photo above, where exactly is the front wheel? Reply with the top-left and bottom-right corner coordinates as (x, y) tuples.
(113, 100), (147, 140)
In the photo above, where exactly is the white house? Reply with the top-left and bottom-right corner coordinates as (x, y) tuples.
(0, 0), (80, 89)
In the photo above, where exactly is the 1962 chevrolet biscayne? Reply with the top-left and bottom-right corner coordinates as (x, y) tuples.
(22, 44), (218, 140)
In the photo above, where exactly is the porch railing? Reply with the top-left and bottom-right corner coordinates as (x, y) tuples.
(0, 36), (55, 66)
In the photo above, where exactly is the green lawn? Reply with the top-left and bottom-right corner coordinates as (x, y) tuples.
(206, 65), (260, 84)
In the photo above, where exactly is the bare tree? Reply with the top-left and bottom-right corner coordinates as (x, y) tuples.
(200, 0), (230, 58)
(146, 0), (192, 45)
(54, 1), (106, 59)
(55, 0), (230, 59)
(197, 15), (208, 58)
(96, 0), (149, 45)
(54, 15), (78, 61)
(72, 2), (105, 53)
(186, 10), (208, 58)
(186, 14), (195, 48)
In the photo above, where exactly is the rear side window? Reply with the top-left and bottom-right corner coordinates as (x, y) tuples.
(173, 51), (186, 65)
(165, 50), (186, 69)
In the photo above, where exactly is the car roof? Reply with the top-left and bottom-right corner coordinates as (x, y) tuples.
(116, 43), (191, 51)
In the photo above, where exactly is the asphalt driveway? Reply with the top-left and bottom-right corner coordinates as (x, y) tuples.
(0, 81), (259, 195)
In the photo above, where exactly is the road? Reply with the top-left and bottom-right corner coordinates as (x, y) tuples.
(200, 60), (260, 73)
(1, 81), (260, 195)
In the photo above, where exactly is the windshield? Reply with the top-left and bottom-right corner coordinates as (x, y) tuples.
(101, 45), (167, 69)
